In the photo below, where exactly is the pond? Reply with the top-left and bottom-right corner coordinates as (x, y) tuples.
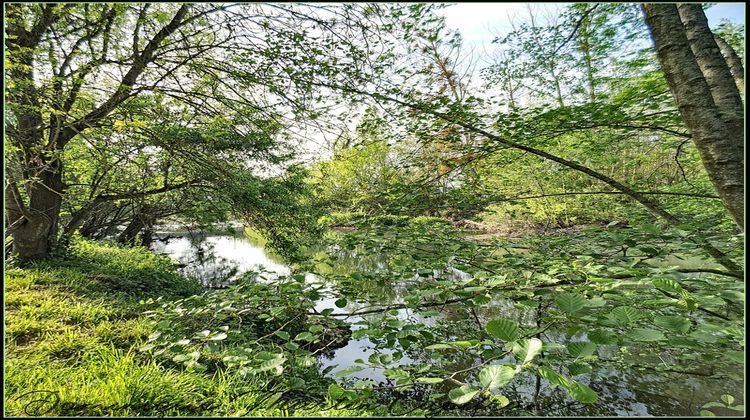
(151, 228), (743, 416)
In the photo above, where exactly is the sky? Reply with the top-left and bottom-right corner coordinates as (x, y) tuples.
(301, 2), (746, 161)
(438, 2), (746, 53)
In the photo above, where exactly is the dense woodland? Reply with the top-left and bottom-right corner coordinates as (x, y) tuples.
(4, 2), (745, 417)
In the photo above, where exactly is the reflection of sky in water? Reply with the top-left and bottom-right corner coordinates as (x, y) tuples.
(151, 231), (744, 416)
(151, 233), (289, 287)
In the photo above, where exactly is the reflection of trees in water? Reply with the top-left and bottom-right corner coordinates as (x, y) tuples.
(155, 232), (242, 288)
(376, 301), (720, 416)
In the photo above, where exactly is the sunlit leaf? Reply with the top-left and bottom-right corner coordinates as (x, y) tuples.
(448, 384), (480, 405)
(479, 365), (516, 389)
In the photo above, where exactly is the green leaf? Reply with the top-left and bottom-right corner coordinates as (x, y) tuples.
(555, 292), (587, 314)
(328, 383), (354, 401)
(384, 368), (410, 381)
(610, 306), (642, 324)
(416, 377), (444, 384)
(289, 377), (306, 389)
(425, 343), (453, 350)
(653, 315), (691, 333)
(627, 328), (666, 342)
(257, 355), (286, 372)
(588, 329), (618, 345)
(448, 384), (480, 405)
(720, 394), (735, 405)
(274, 331), (290, 340)
(653, 278), (683, 293)
(485, 318), (519, 342)
(568, 362), (592, 376)
(479, 365), (516, 389)
(294, 332), (315, 342)
(567, 341), (597, 358)
(446, 340), (477, 348)
(512, 338), (543, 365)
(565, 382), (598, 404)
(335, 298), (347, 308)
(489, 394), (510, 408)
(538, 366), (569, 389)
(172, 353), (193, 363)
(138, 343), (156, 352)
(700, 410), (716, 416)
(335, 365), (365, 377)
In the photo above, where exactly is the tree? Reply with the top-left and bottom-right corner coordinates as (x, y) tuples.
(642, 3), (745, 231)
(4, 3), (415, 260)
(5, 4), (203, 259)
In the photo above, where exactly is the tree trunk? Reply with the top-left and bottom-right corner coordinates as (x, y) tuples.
(713, 34), (745, 94)
(677, 4), (744, 138)
(643, 3), (744, 231)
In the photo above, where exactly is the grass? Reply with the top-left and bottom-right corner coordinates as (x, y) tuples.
(4, 238), (371, 417)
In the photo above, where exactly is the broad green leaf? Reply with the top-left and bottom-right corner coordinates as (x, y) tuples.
(335, 365), (365, 377)
(628, 328), (665, 342)
(447, 340), (478, 348)
(257, 355), (286, 372)
(294, 332), (315, 342)
(654, 315), (691, 333)
(208, 332), (227, 341)
(538, 366), (569, 389)
(568, 362), (592, 376)
(138, 343), (155, 352)
(416, 377), (444, 384)
(328, 383), (353, 401)
(610, 306), (642, 324)
(512, 338), (543, 365)
(567, 341), (597, 358)
(720, 394), (735, 405)
(565, 382), (598, 404)
(274, 331), (290, 340)
(588, 329), (618, 345)
(288, 377), (306, 389)
(335, 298), (347, 308)
(485, 318), (519, 342)
(172, 353), (193, 363)
(425, 343), (453, 350)
(479, 365), (516, 389)
(448, 384), (480, 405)
(489, 394), (510, 408)
(653, 278), (683, 293)
(384, 368), (410, 380)
(555, 292), (587, 314)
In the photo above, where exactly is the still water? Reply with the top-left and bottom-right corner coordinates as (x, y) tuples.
(151, 229), (743, 416)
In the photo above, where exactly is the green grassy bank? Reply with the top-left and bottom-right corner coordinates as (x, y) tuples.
(4, 239), (369, 417)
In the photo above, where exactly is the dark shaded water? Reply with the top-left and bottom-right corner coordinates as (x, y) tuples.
(151, 229), (744, 416)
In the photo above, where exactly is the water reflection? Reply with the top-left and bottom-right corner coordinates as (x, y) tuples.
(151, 230), (289, 287)
(152, 229), (743, 416)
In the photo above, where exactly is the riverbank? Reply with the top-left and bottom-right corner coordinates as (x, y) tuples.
(4, 238), (367, 416)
